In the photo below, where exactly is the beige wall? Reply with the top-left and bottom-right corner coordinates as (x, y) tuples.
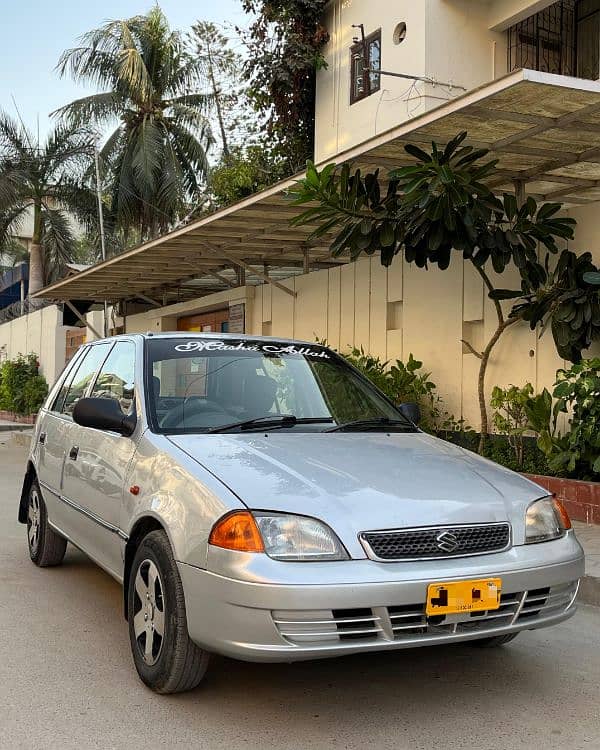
(104, 198), (600, 430)
(125, 286), (253, 335)
(244, 248), (593, 430)
(0, 305), (75, 386)
(315, 0), (506, 162)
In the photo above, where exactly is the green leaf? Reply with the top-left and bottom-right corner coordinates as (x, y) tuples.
(488, 288), (523, 300)
(404, 143), (432, 162)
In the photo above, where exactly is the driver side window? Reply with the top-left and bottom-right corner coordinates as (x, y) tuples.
(57, 343), (111, 417)
(90, 341), (136, 415)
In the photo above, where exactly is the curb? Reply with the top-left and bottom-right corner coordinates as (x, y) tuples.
(0, 424), (32, 433)
(9, 432), (31, 448)
(579, 576), (600, 607)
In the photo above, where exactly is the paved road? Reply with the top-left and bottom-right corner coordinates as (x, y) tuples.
(1, 435), (599, 750)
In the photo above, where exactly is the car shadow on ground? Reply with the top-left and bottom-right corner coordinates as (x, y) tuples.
(60, 544), (545, 698)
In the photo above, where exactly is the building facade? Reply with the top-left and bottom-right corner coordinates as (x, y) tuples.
(11, 0), (600, 428)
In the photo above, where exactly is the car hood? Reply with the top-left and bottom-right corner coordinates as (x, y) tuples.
(168, 432), (547, 555)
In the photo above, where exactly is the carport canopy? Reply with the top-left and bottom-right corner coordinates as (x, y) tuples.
(34, 68), (600, 306)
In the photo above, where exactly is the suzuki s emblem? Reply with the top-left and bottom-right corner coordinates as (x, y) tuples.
(436, 531), (459, 553)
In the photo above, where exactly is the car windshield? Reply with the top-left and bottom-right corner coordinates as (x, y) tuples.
(145, 337), (417, 434)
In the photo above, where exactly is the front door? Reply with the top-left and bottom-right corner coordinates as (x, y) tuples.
(37, 343), (112, 537)
(61, 340), (137, 577)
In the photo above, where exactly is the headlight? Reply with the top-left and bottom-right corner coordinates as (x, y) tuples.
(525, 497), (571, 544)
(254, 513), (349, 561)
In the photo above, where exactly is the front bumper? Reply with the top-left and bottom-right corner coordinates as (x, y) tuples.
(178, 532), (584, 662)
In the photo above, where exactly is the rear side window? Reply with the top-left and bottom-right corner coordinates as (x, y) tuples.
(90, 341), (136, 415)
(56, 343), (111, 416)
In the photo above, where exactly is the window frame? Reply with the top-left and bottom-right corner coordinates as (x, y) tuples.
(88, 339), (137, 416)
(46, 345), (88, 414)
(54, 342), (113, 419)
(350, 28), (382, 105)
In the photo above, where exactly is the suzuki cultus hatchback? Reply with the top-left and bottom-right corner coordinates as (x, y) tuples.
(19, 334), (584, 693)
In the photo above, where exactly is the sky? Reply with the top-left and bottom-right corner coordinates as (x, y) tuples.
(0, 0), (247, 141)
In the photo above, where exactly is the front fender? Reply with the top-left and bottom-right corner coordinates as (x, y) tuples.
(122, 431), (245, 568)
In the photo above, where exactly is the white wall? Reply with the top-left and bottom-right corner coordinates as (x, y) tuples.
(315, 0), (506, 162)
(0, 305), (75, 386)
(486, 0), (557, 30)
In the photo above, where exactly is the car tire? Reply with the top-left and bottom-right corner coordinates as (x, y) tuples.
(27, 480), (67, 567)
(469, 633), (519, 648)
(127, 529), (210, 694)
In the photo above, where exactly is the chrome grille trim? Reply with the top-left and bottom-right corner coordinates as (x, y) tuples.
(359, 522), (512, 562)
(271, 581), (579, 647)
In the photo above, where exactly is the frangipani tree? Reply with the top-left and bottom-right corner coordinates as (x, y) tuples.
(289, 133), (600, 447)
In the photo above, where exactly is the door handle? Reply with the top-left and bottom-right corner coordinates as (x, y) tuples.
(39, 432), (46, 445)
(69, 446), (79, 461)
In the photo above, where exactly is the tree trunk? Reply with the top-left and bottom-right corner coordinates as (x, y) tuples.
(28, 202), (44, 297)
(477, 317), (519, 453)
(206, 45), (230, 160)
(472, 263), (522, 453)
(28, 243), (44, 297)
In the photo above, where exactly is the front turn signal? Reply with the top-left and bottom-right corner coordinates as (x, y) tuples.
(552, 497), (572, 530)
(209, 511), (265, 553)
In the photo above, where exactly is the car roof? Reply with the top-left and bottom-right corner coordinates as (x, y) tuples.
(86, 332), (324, 348)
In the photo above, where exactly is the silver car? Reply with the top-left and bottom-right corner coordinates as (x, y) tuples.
(19, 333), (584, 693)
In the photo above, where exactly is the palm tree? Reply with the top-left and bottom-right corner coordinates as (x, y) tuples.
(56, 7), (215, 239)
(0, 113), (97, 295)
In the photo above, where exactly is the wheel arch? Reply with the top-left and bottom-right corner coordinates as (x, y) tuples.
(123, 515), (169, 620)
(18, 461), (37, 524)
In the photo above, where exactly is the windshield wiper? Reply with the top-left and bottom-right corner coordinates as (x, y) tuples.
(206, 415), (334, 434)
(325, 417), (415, 433)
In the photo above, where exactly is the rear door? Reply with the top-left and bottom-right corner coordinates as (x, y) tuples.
(61, 340), (138, 576)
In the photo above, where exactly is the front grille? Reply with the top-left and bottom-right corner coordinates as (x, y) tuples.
(271, 581), (578, 647)
(360, 523), (511, 561)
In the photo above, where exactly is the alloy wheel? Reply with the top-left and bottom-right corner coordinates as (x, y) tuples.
(27, 489), (41, 554)
(133, 559), (166, 666)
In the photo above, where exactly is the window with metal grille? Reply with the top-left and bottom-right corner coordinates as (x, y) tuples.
(508, 0), (600, 80)
(508, 1), (576, 76)
(350, 29), (381, 104)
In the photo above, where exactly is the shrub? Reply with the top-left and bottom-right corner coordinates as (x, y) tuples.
(504, 362), (600, 480)
(490, 383), (535, 468)
(22, 374), (49, 415)
(550, 359), (600, 479)
(338, 346), (471, 434)
(0, 353), (48, 416)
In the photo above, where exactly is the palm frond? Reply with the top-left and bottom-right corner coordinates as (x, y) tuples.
(40, 206), (78, 282)
(0, 236), (28, 268)
(0, 202), (30, 247)
(0, 111), (35, 156)
(52, 92), (125, 129)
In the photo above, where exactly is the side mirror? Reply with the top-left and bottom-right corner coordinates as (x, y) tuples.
(73, 397), (136, 436)
(399, 402), (421, 426)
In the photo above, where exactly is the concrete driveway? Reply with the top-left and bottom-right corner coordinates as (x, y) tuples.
(1, 434), (599, 750)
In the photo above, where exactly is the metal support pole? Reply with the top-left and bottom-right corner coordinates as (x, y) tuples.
(514, 179), (526, 208)
(303, 248), (310, 275)
(64, 300), (104, 340)
(94, 149), (108, 337)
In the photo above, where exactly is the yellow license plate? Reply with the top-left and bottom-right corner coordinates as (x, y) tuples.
(426, 578), (502, 616)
